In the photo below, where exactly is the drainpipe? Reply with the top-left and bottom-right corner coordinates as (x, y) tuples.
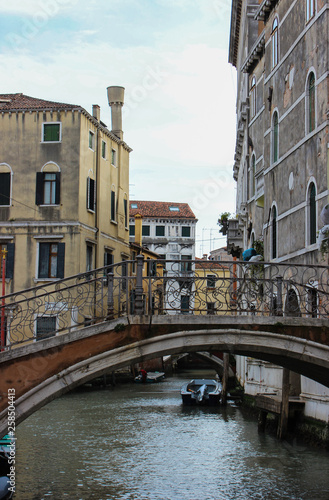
(92, 104), (101, 270)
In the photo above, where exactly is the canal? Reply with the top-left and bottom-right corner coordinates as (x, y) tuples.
(15, 371), (329, 500)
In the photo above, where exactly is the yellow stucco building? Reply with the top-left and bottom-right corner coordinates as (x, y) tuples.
(0, 88), (132, 340)
(194, 259), (231, 315)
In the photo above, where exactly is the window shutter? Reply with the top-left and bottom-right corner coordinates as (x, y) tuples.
(57, 243), (65, 278)
(55, 173), (61, 205)
(5, 243), (15, 279)
(39, 243), (50, 278)
(111, 191), (115, 220)
(36, 173), (44, 205)
(0, 173), (10, 206)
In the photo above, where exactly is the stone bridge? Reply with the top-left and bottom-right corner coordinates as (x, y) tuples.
(0, 258), (328, 436)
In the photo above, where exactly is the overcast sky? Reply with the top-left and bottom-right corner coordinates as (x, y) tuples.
(0, 0), (237, 257)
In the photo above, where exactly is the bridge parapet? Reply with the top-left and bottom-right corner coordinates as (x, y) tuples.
(1, 259), (328, 350)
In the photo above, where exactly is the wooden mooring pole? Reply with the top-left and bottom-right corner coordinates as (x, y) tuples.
(277, 367), (290, 440)
(221, 353), (230, 405)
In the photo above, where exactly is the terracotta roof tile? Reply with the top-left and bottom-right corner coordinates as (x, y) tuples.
(129, 200), (197, 220)
(0, 93), (79, 111)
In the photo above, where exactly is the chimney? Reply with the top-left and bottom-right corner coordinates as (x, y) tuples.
(92, 104), (100, 121)
(134, 214), (143, 247)
(107, 86), (125, 140)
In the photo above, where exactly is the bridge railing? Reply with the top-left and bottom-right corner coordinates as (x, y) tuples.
(1, 258), (329, 350)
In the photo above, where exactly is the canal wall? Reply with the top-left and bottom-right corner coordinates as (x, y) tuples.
(240, 393), (329, 449)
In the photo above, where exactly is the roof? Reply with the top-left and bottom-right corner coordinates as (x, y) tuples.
(228, 0), (243, 67)
(129, 201), (197, 220)
(0, 93), (79, 111)
(195, 258), (229, 270)
(0, 93), (133, 152)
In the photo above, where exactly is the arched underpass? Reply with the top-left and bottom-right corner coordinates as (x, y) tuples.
(1, 322), (329, 438)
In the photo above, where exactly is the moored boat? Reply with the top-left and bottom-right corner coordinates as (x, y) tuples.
(134, 370), (165, 383)
(181, 379), (222, 406)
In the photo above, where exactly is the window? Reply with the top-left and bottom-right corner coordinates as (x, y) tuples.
(251, 154), (256, 197)
(169, 206), (179, 212)
(131, 203), (138, 209)
(111, 149), (117, 166)
(104, 251), (114, 268)
(38, 242), (65, 279)
(36, 172), (60, 205)
(0, 172), (10, 206)
(42, 123), (61, 142)
(271, 18), (278, 69)
(207, 274), (216, 288)
(309, 182), (317, 245)
(101, 141), (106, 159)
(306, 0), (315, 22)
(181, 295), (189, 314)
(111, 190), (116, 221)
(0, 243), (14, 279)
(250, 76), (256, 118)
(89, 131), (95, 150)
(182, 226), (191, 237)
(36, 316), (57, 340)
(156, 226), (165, 237)
(86, 244), (93, 272)
(124, 198), (128, 228)
(272, 111), (279, 163)
(142, 225), (150, 236)
(181, 255), (192, 272)
(271, 206), (277, 259)
(307, 72), (316, 133)
(129, 225), (135, 236)
(87, 177), (96, 212)
(147, 259), (157, 277)
(207, 303), (216, 315)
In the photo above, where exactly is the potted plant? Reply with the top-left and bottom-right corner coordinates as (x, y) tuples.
(218, 212), (231, 235)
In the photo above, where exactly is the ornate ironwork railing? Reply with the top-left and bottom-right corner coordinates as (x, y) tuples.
(1, 257), (329, 350)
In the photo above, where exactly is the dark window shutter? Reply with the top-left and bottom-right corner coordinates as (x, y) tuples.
(39, 243), (50, 278)
(111, 191), (115, 220)
(5, 243), (15, 279)
(310, 183), (316, 244)
(0, 173), (10, 206)
(57, 243), (65, 278)
(36, 173), (44, 205)
(87, 177), (95, 211)
(55, 173), (61, 205)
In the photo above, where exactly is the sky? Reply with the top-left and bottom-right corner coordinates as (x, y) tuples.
(0, 0), (237, 257)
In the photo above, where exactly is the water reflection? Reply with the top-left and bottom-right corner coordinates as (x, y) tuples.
(15, 372), (329, 500)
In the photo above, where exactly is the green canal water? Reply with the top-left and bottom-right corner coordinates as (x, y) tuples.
(14, 372), (329, 500)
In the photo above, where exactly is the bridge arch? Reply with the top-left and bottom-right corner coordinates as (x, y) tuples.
(1, 327), (328, 437)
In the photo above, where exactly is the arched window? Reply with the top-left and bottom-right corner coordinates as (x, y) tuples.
(271, 18), (278, 69)
(307, 72), (316, 133)
(308, 182), (317, 245)
(306, 0), (315, 22)
(271, 205), (277, 259)
(36, 163), (61, 206)
(272, 111), (279, 163)
(250, 76), (256, 118)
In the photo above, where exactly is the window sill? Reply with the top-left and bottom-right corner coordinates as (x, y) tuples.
(87, 209), (95, 214)
(41, 141), (62, 144)
(34, 278), (60, 283)
(39, 204), (60, 207)
(110, 219), (118, 225)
